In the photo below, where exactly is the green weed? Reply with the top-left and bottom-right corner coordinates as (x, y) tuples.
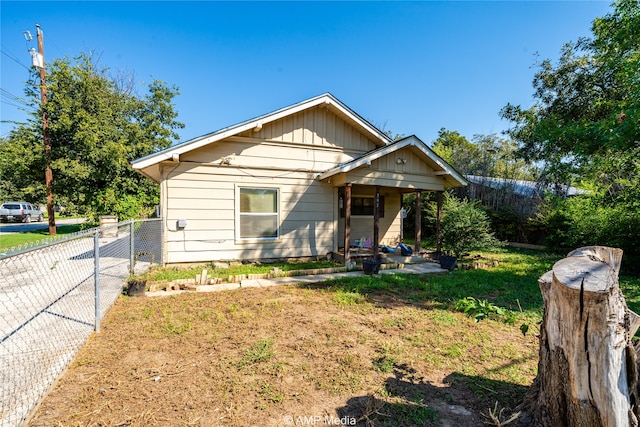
(455, 296), (507, 322)
(236, 338), (275, 368)
(373, 343), (401, 373)
(256, 381), (284, 404)
(144, 259), (341, 282)
(333, 290), (368, 306)
(159, 313), (191, 336)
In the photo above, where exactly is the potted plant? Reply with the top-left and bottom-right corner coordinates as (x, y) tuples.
(362, 257), (381, 275)
(126, 271), (148, 297)
(438, 253), (458, 271)
(438, 193), (501, 270)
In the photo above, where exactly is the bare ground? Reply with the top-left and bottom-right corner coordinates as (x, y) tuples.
(27, 282), (538, 427)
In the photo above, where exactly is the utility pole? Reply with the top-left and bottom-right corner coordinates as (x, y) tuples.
(34, 24), (56, 235)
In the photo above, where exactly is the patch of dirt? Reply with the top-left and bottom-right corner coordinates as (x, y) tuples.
(28, 284), (537, 426)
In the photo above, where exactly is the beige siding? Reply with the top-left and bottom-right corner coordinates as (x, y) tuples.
(347, 169), (445, 191)
(372, 147), (434, 175)
(321, 148), (449, 192)
(342, 148), (445, 191)
(161, 112), (383, 263)
(157, 111), (446, 263)
(181, 139), (356, 173)
(236, 106), (379, 152)
(163, 160), (337, 263)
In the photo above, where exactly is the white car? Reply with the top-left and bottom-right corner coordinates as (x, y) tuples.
(0, 202), (44, 223)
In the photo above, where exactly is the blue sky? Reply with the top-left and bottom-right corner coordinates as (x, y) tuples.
(1, 1), (612, 145)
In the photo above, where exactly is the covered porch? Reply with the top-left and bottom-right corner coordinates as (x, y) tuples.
(317, 135), (467, 265)
(329, 184), (444, 264)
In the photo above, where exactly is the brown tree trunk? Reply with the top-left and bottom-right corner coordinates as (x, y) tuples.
(519, 246), (640, 427)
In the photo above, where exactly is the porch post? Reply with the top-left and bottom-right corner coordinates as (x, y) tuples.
(344, 184), (352, 264)
(373, 186), (380, 261)
(414, 190), (422, 254)
(436, 191), (443, 254)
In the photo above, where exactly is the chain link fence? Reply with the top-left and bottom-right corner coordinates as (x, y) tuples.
(0, 218), (162, 427)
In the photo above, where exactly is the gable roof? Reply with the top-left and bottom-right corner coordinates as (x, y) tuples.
(318, 135), (467, 188)
(132, 93), (391, 172)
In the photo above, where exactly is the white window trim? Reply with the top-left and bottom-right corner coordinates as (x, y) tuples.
(235, 184), (281, 244)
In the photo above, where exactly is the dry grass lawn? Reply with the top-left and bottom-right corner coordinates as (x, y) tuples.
(28, 277), (539, 427)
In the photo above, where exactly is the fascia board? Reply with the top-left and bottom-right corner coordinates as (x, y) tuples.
(317, 139), (411, 180)
(132, 125), (252, 170)
(131, 100), (323, 170)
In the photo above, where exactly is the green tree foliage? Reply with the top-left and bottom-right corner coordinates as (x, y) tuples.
(471, 134), (537, 180)
(501, 0), (639, 191)
(539, 191), (640, 273)
(431, 128), (536, 179)
(425, 193), (501, 258)
(431, 128), (481, 176)
(3, 53), (183, 220)
(0, 130), (43, 202)
(501, 0), (640, 272)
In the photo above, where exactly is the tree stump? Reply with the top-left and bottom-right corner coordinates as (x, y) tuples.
(519, 246), (640, 427)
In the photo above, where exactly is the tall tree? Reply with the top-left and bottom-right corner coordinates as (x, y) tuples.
(5, 52), (183, 220)
(431, 128), (479, 175)
(431, 128), (536, 180)
(501, 0), (639, 194)
(471, 133), (537, 180)
(0, 131), (43, 203)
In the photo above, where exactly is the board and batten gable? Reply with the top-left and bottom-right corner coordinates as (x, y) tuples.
(348, 150), (445, 191)
(236, 104), (378, 152)
(324, 147), (446, 191)
(159, 105), (383, 264)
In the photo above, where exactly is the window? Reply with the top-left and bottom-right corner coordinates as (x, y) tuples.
(339, 193), (385, 217)
(238, 187), (279, 240)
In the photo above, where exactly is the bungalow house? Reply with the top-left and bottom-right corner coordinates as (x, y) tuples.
(132, 93), (466, 265)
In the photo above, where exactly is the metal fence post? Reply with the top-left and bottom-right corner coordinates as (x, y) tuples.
(160, 217), (164, 265)
(0, 218), (163, 425)
(94, 231), (100, 333)
(130, 220), (135, 274)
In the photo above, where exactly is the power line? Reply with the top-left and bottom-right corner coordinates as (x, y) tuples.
(1, 100), (31, 111)
(0, 46), (31, 72)
(0, 88), (30, 106)
(0, 87), (28, 100)
(0, 43), (27, 61)
(0, 91), (34, 115)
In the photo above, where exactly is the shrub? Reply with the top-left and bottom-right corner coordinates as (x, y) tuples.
(436, 193), (502, 258)
(540, 195), (640, 274)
